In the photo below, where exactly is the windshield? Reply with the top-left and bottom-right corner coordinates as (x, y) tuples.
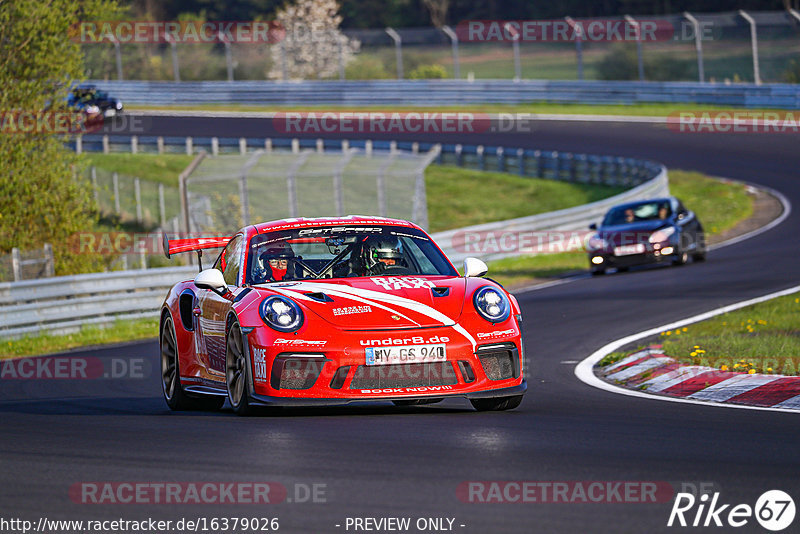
(246, 225), (458, 284)
(602, 201), (671, 226)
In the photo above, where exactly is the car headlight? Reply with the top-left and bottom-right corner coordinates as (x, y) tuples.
(260, 296), (304, 332)
(85, 105), (100, 115)
(115, 102), (122, 110)
(649, 226), (676, 243)
(587, 234), (608, 250)
(473, 286), (511, 323)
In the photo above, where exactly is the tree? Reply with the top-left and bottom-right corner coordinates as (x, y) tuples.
(0, 0), (120, 275)
(268, 0), (359, 80)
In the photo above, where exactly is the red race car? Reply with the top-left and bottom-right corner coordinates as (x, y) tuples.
(160, 216), (526, 415)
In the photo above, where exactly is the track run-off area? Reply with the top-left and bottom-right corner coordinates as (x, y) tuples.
(2, 116), (799, 534)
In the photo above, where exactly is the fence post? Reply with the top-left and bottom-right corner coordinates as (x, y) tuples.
(280, 40), (288, 81)
(441, 25), (460, 79)
(476, 145), (485, 170)
(179, 151), (208, 234)
(134, 178), (143, 223)
(166, 34), (180, 81)
(11, 248), (21, 282)
(455, 144), (463, 166)
(286, 152), (310, 218)
(517, 148), (525, 175)
(112, 172), (120, 214)
(159, 184), (166, 227)
(624, 15), (645, 82)
(364, 140), (372, 156)
(239, 138), (247, 155)
(211, 137), (219, 156)
(342, 139), (350, 152)
(185, 137), (193, 155)
(131, 135), (138, 154)
(684, 12), (705, 83)
(411, 142), (419, 154)
(157, 136), (165, 154)
(75, 135), (83, 154)
(377, 153), (396, 217)
(91, 166), (99, 208)
(496, 147), (505, 172)
(291, 138), (300, 154)
(739, 10), (761, 85)
(112, 38), (123, 80)
(504, 23), (522, 81)
(316, 138), (324, 153)
(386, 28), (404, 80)
(535, 150), (544, 178)
(565, 17), (584, 81)
(102, 135), (110, 154)
(390, 140), (398, 154)
(221, 32), (234, 82)
(265, 138), (273, 153)
(43, 243), (55, 278)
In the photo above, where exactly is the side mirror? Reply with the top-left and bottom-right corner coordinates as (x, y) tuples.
(589, 223), (598, 230)
(463, 257), (489, 278)
(195, 269), (227, 295)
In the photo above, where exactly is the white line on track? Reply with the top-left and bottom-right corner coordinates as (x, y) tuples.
(574, 284), (800, 414)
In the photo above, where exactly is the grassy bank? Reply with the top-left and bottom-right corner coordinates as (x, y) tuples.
(487, 170), (754, 288)
(601, 292), (800, 376)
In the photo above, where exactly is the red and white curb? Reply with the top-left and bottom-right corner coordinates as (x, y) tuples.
(601, 347), (800, 409)
(575, 284), (800, 413)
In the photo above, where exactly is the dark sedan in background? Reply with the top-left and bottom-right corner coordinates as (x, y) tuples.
(586, 197), (706, 275)
(68, 84), (123, 119)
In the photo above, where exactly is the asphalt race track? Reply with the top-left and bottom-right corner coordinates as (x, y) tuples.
(2, 117), (799, 533)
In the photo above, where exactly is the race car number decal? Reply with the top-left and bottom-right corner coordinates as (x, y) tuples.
(371, 277), (437, 291)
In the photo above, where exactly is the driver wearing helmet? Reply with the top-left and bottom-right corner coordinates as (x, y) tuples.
(252, 241), (295, 283)
(361, 235), (404, 275)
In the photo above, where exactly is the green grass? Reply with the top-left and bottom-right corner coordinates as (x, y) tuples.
(0, 317), (159, 359)
(82, 153), (193, 186)
(127, 101), (794, 118)
(425, 166), (625, 233)
(486, 169), (754, 288)
(658, 292), (800, 375)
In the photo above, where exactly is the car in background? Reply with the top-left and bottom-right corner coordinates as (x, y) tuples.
(586, 197), (706, 275)
(159, 216), (526, 415)
(68, 84), (123, 120)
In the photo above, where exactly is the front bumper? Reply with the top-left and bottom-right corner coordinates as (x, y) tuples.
(243, 325), (525, 404)
(588, 246), (677, 269)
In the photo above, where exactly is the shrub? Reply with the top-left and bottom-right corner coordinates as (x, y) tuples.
(409, 64), (447, 79)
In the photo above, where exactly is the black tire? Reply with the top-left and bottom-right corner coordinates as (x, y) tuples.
(672, 250), (689, 266)
(470, 395), (524, 412)
(226, 320), (256, 416)
(392, 398), (443, 406)
(591, 267), (605, 276)
(160, 316), (225, 411)
(616, 266), (629, 273)
(693, 251), (707, 262)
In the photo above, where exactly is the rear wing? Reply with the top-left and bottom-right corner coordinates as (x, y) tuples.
(162, 234), (232, 260)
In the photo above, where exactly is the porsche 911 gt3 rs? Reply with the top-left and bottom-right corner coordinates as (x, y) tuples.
(160, 216), (526, 415)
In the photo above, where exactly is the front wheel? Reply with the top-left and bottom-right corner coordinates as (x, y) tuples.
(470, 395), (524, 412)
(226, 320), (255, 415)
(160, 316), (224, 411)
(672, 250), (689, 266)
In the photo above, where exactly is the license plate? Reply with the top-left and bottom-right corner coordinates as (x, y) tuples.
(365, 344), (446, 366)
(614, 244), (645, 256)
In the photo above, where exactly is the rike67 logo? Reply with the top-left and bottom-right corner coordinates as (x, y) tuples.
(668, 490), (795, 531)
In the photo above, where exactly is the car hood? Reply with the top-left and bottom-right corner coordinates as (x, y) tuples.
(257, 277), (467, 330)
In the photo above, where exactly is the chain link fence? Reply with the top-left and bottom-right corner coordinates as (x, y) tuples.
(185, 147), (437, 235)
(81, 10), (800, 84)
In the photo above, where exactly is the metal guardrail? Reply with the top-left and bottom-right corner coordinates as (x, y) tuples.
(88, 80), (800, 109)
(0, 267), (195, 338)
(3, 140), (665, 338)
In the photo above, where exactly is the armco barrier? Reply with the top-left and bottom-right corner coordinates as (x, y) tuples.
(4, 140), (667, 338)
(88, 80), (800, 109)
